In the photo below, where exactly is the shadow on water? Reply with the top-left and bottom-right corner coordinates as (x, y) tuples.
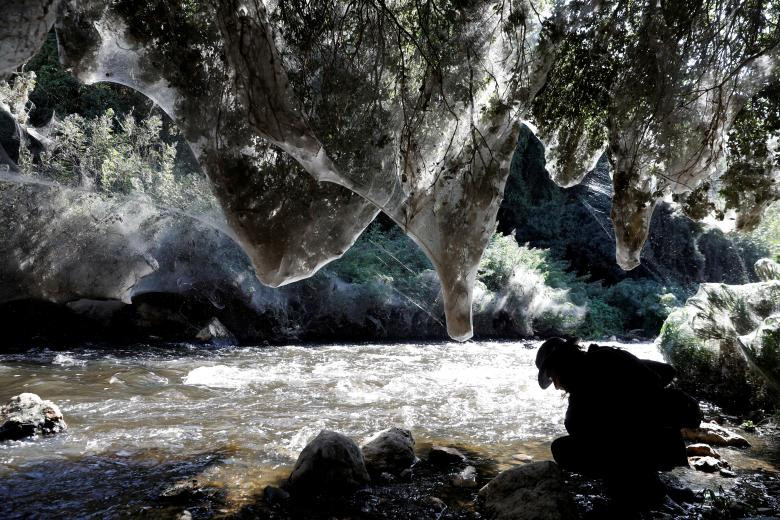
(0, 450), (226, 519)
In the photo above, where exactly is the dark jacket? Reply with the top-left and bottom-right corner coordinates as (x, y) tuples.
(564, 345), (699, 438)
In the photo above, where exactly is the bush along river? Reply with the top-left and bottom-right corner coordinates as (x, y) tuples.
(0, 341), (778, 519)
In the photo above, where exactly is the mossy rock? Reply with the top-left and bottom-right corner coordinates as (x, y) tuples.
(658, 267), (780, 413)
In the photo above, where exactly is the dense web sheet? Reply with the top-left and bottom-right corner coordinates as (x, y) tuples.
(1, 0), (779, 340)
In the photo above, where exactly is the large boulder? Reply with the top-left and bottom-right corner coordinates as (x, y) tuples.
(287, 430), (370, 496)
(361, 427), (416, 476)
(0, 393), (66, 441)
(478, 461), (577, 520)
(658, 261), (780, 412)
(0, 183), (447, 345)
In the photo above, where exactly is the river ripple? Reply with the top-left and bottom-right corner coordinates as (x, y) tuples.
(0, 340), (662, 516)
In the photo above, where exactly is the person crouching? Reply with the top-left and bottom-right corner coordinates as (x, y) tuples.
(535, 337), (700, 509)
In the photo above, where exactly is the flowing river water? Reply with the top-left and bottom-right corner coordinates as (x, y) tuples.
(0, 340), (773, 518)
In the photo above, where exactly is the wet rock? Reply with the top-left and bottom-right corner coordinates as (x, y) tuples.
(453, 466), (478, 488)
(512, 453), (534, 463)
(425, 496), (447, 511)
(195, 318), (236, 345)
(686, 443), (720, 458)
(478, 461), (577, 520)
(666, 484), (699, 504)
(429, 445), (467, 465)
(263, 485), (290, 506)
(682, 422), (751, 448)
(287, 430), (370, 495)
(375, 471), (397, 484)
(690, 456), (721, 473)
(159, 479), (203, 502)
(719, 468), (736, 478)
(361, 427), (416, 476)
(0, 393), (66, 441)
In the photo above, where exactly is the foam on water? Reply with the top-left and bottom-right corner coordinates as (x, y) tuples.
(52, 353), (86, 367)
(182, 365), (256, 388)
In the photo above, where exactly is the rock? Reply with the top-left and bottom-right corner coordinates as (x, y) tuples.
(428, 445), (467, 465)
(0, 184), (447, 346)
(176, 511), (192, 520)
(376, 472), (397, 484)
(512, 453), (534, 463)
(159, 479), (202, 502)
(453, 466), (478, 488)
(425, 496), (447, 511)
(262, 485), (290, 506)
(719, 468), (736, 478)
(361, 428), (416, 476)
(666, 485), (698, 504)
(690, 456), (721, 473)
(287, 430), (370, 495)
(479, 461), (577, 520)
(659, 276), (780, 412)
(686, 443), (720, 458)
(0, 393), (67, 441)
(0, 1), (60, 77)
(195, 318), (236, 345)
(682, 422), (751, 448)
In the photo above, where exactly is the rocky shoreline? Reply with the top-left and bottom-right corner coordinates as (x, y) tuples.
(1, 389), (777, 520)
(154, 421), (779, 520)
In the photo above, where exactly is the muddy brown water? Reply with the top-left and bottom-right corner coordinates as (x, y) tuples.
(0, 341), (775, 518)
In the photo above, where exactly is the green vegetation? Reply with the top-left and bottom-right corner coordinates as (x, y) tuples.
(0, 35), (216, 214)
(720, 84), (780, 230)
(323, 221), (436, 306)
(658, 313), (716, 391)
(325, 224), (686, 339)
(35, 107), (215, 212)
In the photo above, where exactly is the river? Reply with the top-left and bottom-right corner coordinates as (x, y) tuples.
(0, 340), (666, 517)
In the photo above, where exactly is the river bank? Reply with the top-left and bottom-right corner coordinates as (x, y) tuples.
(0, 341), (777, 518)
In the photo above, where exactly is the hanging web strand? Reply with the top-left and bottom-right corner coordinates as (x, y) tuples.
(368, 238), (446, 329)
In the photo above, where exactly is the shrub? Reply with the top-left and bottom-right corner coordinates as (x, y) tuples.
(478, 233), (547, 292)
(322, 221), (436, 308)
(575, 296), (624, 339)
(602, 279), (687, 336)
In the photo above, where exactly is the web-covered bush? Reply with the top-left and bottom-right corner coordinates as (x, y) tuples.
(1, 71), (217, 214)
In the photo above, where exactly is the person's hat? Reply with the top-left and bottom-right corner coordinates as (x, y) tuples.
(535, 337), (581, 389)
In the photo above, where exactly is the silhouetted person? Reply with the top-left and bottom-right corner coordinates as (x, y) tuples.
(536, 337), (700, 509)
